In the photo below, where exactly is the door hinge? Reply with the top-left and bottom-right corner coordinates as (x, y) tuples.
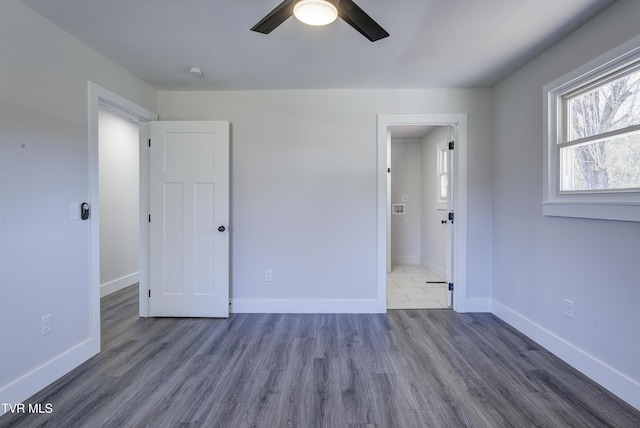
(148, 138), (151, 148)
(388, 167), (391, 173)
(449, 141), (454, 150)
(448, 283), (454, 291)
(148, 214), (151, 223)
(148, 289), (151, 298)
(448, 212), (454, 223)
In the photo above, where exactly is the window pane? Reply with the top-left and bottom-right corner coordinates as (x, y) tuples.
(442, 150), (448, 173)
(440, 174), (448, 199)
(560, 132), (640, 191)
(567, 68), (640, 141)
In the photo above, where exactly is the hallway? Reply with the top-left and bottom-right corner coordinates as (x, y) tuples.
(387, 264), (449, 309)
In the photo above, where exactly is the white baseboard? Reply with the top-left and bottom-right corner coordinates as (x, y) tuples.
(492, 299), (640, 411)
(391, 256), (420, 265)
(420, 259), (446, 279)
(231, 298), (386, 314)
(457, 297), (491, 313)
(0, 337), (98, 415)
(100, 272), (139, 297)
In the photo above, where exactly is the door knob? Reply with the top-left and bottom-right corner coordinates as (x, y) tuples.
(218, 226), (226, 232)
(441, 220), (447, 224)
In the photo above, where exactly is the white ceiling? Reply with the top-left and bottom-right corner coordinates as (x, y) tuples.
(20, 0), (615, 91)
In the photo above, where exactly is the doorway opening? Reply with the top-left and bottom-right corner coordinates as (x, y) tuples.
(387, 125), (452, 309)
(88, 82), (157, 353)
(98, 106), (140, 298)
(377, 114), (468, 313)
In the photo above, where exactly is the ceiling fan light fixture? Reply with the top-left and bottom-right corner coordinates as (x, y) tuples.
(293, 0), (338, 26)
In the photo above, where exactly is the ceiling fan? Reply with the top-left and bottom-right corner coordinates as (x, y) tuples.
(251, 0), (389, 42)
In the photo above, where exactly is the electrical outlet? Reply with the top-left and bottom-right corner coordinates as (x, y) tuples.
(41, 314), (52, 336)
(404, 219), (409, 226)
(564, 299), (574, 319)
(264, 269), (273, 282)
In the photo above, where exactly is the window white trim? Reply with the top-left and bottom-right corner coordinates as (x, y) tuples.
(543, 34), (640, 222)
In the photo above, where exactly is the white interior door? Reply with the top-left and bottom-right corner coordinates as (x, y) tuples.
(148, 121), (229, 317)
(445, 126), (455, 307)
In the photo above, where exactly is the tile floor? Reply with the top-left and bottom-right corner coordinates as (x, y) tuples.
(387, 264), (450, 309)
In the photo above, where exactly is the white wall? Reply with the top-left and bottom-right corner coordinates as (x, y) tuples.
(0, 0), (156, 409)
(158, 88), (493, 311)
(420, 127), (449, 276)
(390, 138), (422, 265)
(98, 107), (140, 296)
(9, 0), (638, 415)
(492, 0), (640, 409)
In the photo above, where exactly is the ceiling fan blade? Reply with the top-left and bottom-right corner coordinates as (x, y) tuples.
(251, 0), (296, 34)
(338, 0), (389, 42)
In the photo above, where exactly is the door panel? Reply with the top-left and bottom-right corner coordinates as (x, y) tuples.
(446, 126), (455, 308)
(148, 121), (229, 317)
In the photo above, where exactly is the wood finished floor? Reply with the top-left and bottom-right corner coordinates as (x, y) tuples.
(2, 285), (639, 427)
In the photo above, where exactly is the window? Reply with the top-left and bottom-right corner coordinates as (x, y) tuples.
(438, 146), (448, 199)
(436, 144), (448, 210)
(543, 35), (640, 222)
(561, 65), (640, 192)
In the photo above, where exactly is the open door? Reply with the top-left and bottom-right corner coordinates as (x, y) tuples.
(445, 126), (455, 307)
(147, 121), (230, 317)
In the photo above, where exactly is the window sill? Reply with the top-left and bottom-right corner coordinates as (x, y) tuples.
(542, 201), (640, 222)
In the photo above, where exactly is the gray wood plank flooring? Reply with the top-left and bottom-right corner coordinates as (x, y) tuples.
(1, 285), (638, 427)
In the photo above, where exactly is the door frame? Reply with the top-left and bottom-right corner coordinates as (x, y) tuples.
(377, 114), (468, 312)
(88, 82), (157, 346)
